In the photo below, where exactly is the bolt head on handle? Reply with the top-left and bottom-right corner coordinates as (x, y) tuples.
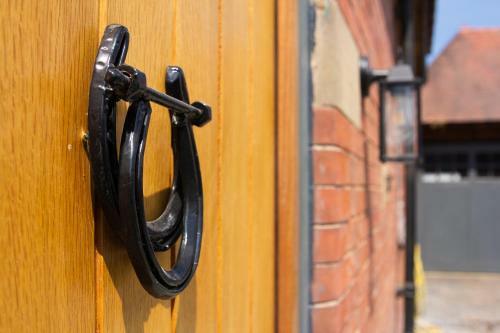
(190, 102), (212, 127)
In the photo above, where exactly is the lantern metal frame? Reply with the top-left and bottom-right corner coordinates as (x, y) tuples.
(360, 56), (422, 163)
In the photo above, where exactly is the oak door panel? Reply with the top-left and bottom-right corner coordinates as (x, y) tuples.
(0, 0), (275, 332)
(0, 0), (98, 331)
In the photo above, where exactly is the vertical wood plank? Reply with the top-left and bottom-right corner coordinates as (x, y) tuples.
(171, 1), (220, 332)
(0, 0), (98, 331)
(98, 1), (175, 331)
(249, 0), (276, 331)
(277, 0), (301, 332)
(219, 0), (252, 330)
(218, 0), (277, 331)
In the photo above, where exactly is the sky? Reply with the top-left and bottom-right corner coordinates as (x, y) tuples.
(427, 0), (500, 63)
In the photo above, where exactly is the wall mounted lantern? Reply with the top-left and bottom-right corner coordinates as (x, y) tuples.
(360, 56), (422, 163)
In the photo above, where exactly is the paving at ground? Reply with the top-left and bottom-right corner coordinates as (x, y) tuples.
(416, 272), (500, 333)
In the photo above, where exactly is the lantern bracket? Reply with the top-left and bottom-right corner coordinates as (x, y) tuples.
(360, 56), (388, 97)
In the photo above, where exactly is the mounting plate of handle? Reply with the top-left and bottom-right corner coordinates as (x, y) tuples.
(87, 24), (211, 299)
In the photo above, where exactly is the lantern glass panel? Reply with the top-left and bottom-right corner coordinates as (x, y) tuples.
(383, 84), (417, 160)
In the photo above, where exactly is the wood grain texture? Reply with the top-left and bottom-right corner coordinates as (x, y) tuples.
(0, 0), (98, 332)
(277, 0), (301, 332)
(248, 0), (276, 331)
(219, 0), (252, 330)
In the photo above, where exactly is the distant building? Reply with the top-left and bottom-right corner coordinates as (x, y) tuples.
(419, 28), (500, 272)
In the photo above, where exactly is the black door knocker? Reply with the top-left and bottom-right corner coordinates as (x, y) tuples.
(87, 24), (211, 299)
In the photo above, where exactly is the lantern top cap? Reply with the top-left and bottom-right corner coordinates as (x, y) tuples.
(386, 63), (415, 84)
(360, 56), (420, 96)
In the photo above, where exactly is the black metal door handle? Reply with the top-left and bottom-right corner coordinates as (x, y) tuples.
(87, 24), (211, 298)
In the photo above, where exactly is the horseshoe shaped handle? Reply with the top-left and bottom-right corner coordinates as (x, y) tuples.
(87, 24), (210, 298)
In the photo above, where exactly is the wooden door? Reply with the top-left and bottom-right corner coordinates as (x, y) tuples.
(0, 0), (275, 332)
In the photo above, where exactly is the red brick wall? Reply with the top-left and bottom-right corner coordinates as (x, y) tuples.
(310, 1), (406, 332)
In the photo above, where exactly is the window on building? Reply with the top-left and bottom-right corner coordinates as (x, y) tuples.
(421, 144), (500, 182)
(476, 152), (500, 177)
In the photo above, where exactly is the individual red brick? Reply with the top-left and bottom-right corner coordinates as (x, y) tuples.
(349, 156), (365, 185)
(358, 264), (371, 305)
(312, 261), (352, 303)
(346, 219), (356, 251)
(350, 128), (365, 158)
(350, 189), (367, 217)
(370, 207), (384, 229)
(369, 189), (383, 212)
(313, 107), (349, 145)
(368, 165), (382, 186)
(367, 141), (380, 166)
(313, 226), (348, 263)
(313, 149), (350, 185)
(344, 252), (355, 282)
(361, 319), (372, 333)
(369, 83), (382, 107)
(351, 215), (370, 246)
(311, 300), (347, 333)
(314, 187), (351, 223)
(341, 293), (354, 332)
(349, 246), (361, 277)
(364, 96), (379, 121)
(313, 107), (364, 158)
(358, 241), (370, 268)
(346, 292), (362, 333)
(363, 111), (379, 146)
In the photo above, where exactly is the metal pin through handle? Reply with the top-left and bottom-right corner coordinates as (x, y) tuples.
(105, 65), (203, 118)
